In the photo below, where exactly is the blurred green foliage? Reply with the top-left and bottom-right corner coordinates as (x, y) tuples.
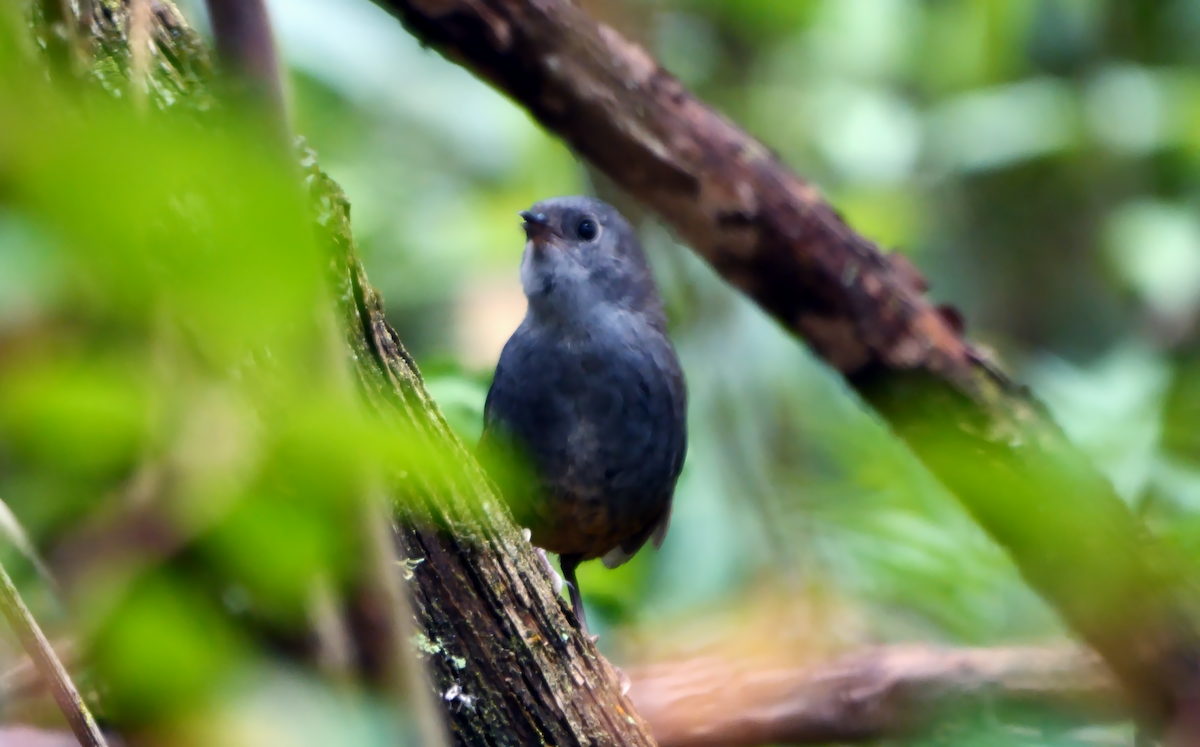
(0, 6), (422, 741)
(7, 0), (1200, 744)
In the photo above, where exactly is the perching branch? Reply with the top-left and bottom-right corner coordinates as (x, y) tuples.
(374, 0), (1200, 733)
(629, 646), (1124, 747)
(0, 560), (107, 747)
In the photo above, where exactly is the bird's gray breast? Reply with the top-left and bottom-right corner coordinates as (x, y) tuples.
(484, 314), (685, 544)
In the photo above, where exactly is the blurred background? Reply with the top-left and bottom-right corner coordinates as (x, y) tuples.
(227, 0), (1192, 637)
(9, 0), (1200, 744)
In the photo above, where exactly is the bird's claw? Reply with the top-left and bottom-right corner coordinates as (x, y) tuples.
(534, 547), (564, 595)
(612, 665), (631, 696)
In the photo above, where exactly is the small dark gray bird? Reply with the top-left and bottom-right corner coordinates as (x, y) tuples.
(479, 196), (687, 636)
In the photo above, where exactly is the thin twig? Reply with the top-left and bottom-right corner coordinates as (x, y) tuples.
(0, 560), (108, 747)
(128, 0), (152, 111)
(202, 0), (289, 138)
(307, 575), (355, 686)
(0, 494), (58, 593)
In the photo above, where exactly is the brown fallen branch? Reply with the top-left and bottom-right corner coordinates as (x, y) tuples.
(629, 645), (1125, 747)
(376, 0), (1200, 732)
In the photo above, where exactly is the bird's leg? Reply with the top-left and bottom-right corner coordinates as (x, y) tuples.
(559, 553), (594, 639)
(557, 554), (631, 689)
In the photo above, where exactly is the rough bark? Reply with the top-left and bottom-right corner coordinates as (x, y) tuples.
(373, 0), (1200, 732)
(628, 646), (1124, 747)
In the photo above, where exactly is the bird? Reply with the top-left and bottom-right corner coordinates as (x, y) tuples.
(478, 195), (687, 636)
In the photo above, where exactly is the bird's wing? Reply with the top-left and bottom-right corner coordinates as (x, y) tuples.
(601, 500), (671, 569)
(478, 373), (501, 455)
(600, 334), (687, 570)
(651, 500), (672, 550)
(478, 330), (526, 460)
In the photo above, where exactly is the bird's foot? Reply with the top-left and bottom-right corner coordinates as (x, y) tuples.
(519, 528), (565, 595)
(534, 546), (564, 596)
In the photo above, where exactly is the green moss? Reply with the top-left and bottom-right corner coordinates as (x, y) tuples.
(32, 0), (215, 113)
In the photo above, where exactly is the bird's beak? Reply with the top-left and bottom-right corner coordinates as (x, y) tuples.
(520, 210), (554, 242)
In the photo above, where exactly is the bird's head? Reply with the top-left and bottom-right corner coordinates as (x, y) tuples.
(518, 196), (662, 325)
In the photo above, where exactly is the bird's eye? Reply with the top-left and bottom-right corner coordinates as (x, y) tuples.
(576, 218), (599, 242)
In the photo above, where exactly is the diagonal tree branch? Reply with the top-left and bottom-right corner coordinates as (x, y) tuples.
(373, 0), (1200, 733)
